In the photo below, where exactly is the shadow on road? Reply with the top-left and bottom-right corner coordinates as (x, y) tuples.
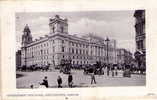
(16, 74), (25, 78)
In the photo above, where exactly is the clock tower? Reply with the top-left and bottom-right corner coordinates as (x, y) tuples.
(22, 24), (33, 47)
(49, 15), (68, 34)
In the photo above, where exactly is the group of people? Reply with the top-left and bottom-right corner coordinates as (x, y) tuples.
(31, 72), (97, 88)
(57, 73), (73, 88)
(107, 66), (118, 77)
(38, 73), (73, 88)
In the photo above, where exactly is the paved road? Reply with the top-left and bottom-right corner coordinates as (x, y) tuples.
(16, 69), (146, 88)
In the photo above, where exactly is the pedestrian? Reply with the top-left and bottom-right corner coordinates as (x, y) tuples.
(57, 76), (62, 88)
(91, 73), (96, 84)
(115, 66), (118, 76)
(111, 66), (114, 77)
(30, 84), (34, 89)
(107, 65), (110, 76)
(68, 73), (73, 88)
(40, 76), (49, 88)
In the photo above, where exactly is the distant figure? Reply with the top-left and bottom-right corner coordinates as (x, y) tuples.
(57, 76), (62, 88)
(111, 66), (114, 77)
(40, 76), (49, 88)
(115, 66), (118, 76)
(91, 73), (96, 84)
(30, 84), (34, 89)
(68, 73), (73, 87)
(107, 65), (110, 76)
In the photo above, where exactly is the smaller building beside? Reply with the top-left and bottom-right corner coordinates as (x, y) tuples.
(117, 48), (133, 68)
(134, 10), (146, 70)
(16, 50), (21, 68)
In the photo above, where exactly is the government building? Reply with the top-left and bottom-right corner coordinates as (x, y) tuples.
(21, 15), (117, 68)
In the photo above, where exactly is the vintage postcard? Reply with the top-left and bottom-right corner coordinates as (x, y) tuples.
(15, 11), (145, 88)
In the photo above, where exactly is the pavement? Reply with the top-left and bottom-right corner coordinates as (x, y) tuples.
(16, 69), (146, 88)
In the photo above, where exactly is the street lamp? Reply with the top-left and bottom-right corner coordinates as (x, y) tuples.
(105, 37), (110, 76)
(24, 47), (27, 70)
(105, 37), (110, 65)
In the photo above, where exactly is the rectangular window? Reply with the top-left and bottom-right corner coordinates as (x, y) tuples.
(86, 51), (88, 55)
(141, 40), (144, 49)
(69, 48), (71, 53)
(53, 46), (55, 52)
(72, 48), (74, 53)
(62, 47), (65, 52)
(137, 42), (140, 50)
(73, 61), (75, 64)
(79, 49), (81, 54)
(76, 49), (78, 54)
(83, 50), (85, 54)
(138, 40), (143, 49)
(72, 42), (74, 46)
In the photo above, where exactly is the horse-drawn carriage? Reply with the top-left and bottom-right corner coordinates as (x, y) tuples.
(19, 64), (50, 72)
(123, 64), (131, 77)
(83, 61), (104, 75)
(59, 59), (72, 74)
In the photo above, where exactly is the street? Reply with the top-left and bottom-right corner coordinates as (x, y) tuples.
(16, 69), (146, 88)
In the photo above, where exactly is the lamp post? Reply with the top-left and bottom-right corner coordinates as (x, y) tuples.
(105, 37), (110, 76)
(105, 37), (110, 65)
(24, 47), (27, 71)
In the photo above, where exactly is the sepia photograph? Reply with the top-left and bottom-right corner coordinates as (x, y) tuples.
(15, 10), (146, 89)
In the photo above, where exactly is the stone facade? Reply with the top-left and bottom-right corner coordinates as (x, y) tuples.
(134, 10), (145, 53)
(21, 15), (117, 67)
(117, 48), (133, 66)
(134, 10), (146, 69)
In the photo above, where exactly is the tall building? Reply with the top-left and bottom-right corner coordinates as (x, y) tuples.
(134, 10), (146, 69)
(21, 15), (117, 68)
(117, 48), (133, 67)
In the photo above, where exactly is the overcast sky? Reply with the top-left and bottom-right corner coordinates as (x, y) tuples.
(16, 11), (136, 53)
